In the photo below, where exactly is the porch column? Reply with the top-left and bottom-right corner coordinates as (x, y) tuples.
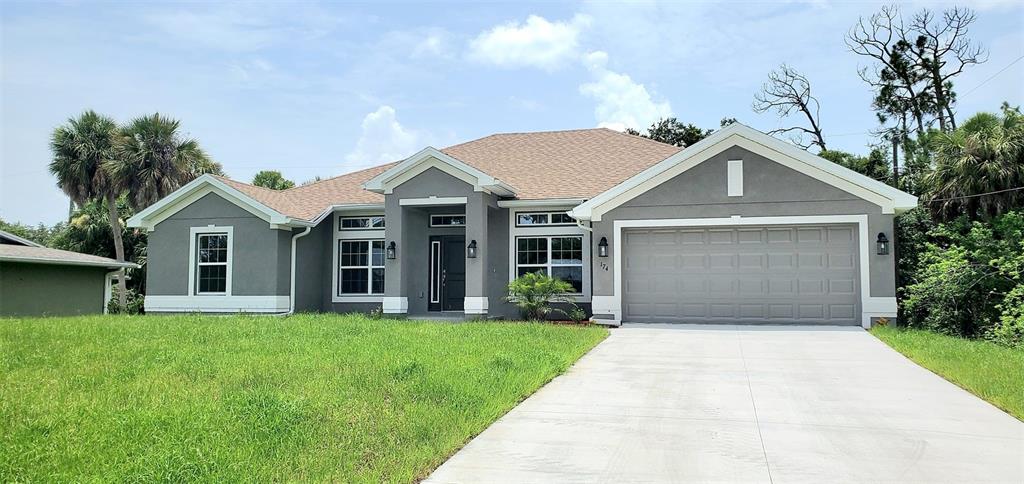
(383, 196), (408, 314)
(464, 192), (490, 317)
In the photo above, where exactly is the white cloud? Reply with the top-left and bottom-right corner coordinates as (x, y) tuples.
(468, 14), (591, 70)
(579, 51), (673, 131)
(412, 31), (451, 58)
(344, 106), (426, 171)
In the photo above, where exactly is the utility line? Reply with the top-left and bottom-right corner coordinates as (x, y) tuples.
(926, 186), (1024, 203)
(961, 55), (1024, 97)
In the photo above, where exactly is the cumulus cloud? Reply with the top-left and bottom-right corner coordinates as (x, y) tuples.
(579, 51), (672, 131)
(468, 14), (591, 70)
(344, 105), (426, 171)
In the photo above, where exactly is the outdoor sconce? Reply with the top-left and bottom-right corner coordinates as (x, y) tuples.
(467, 240), (478, 258)
(386, 241), (397, 259)
(598, 237), (609, 258)
(876, 232), (889, 256)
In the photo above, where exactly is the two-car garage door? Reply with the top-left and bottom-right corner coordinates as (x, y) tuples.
(622, 225), (859, 324)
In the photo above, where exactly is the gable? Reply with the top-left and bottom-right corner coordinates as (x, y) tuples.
(127, 175), (297, 231)
(162, 192), (260, 224)
(390, 166), (478, 199)
(570, 124), (917, 221)
(621, 146), (865, 209)
(362, 147), (516, 197)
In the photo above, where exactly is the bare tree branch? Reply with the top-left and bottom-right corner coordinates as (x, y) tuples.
(752, 64), (827, 151)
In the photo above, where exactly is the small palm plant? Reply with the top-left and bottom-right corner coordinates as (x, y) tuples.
(506, 271), (576, 321)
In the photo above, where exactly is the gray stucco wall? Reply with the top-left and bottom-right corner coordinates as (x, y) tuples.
(1, 262), (108, 317)
(147, 192), (292, 297)
(592, 146), (896, 300)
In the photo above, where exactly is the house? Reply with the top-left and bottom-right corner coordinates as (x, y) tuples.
(126, 124), (917, 327)
(0, 230), (137, 317)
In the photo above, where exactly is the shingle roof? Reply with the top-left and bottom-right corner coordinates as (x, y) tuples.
(0, 244), (137, 269)
(217, 128), (681, 221)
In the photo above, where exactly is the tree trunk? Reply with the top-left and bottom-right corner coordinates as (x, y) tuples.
(106, 191), (128, 309)
(945, 103), (957, 131)
(891, 136), (900, 188)
(931, 64), (948, 132)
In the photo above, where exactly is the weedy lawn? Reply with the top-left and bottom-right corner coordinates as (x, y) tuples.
(0, 314), (607, 482)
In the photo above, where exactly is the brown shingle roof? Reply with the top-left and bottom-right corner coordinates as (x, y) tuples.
(217, 128), (680, 221)
(0, 244), (137, 268)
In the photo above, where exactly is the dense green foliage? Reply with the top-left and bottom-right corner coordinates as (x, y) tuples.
(871, 325), (1024, 419)
(252, 170), (296, 190)
(0, 314), (607, 482)
(900, 211), (1024, 346)
(506, 272), (576, 320)
(626, 117), (715, 147)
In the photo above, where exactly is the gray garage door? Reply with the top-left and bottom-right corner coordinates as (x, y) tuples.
(622, 225), (859, 324)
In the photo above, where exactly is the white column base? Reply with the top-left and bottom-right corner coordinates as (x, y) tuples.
(862, 297), (898, 328)
(144, 295), (290, 313)
(464, 297), (489, 315)
(383, 296), (408, 314)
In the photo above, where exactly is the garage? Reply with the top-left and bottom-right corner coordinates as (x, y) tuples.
(622, 224), (859, 324)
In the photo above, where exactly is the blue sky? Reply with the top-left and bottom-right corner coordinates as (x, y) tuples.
(2, 0), (1021, 226)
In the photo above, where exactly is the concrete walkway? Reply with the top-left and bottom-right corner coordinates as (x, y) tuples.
(427, 325), (1024, 483)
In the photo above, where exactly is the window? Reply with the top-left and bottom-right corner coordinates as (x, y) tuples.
(339, 216), (385, 230)
(338, 240), (385, 295)
(430, 214), (466, 227)
(195, 233), (229, 294)
(516, 236), (583, 293)
(516, 212), (575, 226)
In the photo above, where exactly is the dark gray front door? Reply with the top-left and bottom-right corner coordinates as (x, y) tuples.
(622, 225), (859, 324)
(429, 235), (465, 311)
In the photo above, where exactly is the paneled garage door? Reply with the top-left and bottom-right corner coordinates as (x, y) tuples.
(622, 225), (859, 324)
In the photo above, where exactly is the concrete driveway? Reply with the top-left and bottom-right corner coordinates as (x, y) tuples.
(427, 325), (1024, 483)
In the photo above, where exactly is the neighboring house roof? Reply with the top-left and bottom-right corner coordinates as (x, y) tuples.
(0, 244), (138, 269)
(0, 229), (44, 247)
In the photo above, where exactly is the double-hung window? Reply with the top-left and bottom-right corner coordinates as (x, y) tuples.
(515, 236), (584, 293)
(194, 231), (230, 295)
(338, 240), (385, 295)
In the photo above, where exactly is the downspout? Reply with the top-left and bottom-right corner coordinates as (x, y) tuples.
(287, 227), (313, 315)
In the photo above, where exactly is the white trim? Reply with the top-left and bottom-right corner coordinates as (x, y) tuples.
(514, 211), (577, 227)
(570, 124), (917, 221)
(497, 198), (585, 208)
(187, 226), (233, 297)
(464, 296), (489, 315)
(103, 271), (117, 314)
(144, 295), (289, 313)
(610, 215), (880, 329)
(127, 174), (298, 230)
(0, 254), (137, 269)
(308, 204), (385, 226)
(0, 229), (43, 247)
(338, 215), (386, 230)
(382, 296), (408, 314)
(400, 196), (468, 206)
(334, 296), (384, 303)
(727, 159), (743, 197)
(507, 207), (591, 302)
(331, 214), (386, 303)
(362, 147), (516, 196)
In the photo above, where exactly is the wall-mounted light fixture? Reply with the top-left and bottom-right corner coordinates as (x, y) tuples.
(386, 241), (397, 259)
(598, 237), (609, 258)
(876, 232), (889, 255)
(467, 240), (477, 258)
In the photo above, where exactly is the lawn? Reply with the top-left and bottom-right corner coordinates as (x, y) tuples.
(871, 325), (1024, 420)
(0, 314), (607, 482)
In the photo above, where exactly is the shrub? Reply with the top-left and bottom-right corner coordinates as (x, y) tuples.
(567, 306), (589, 324)
(901, 211), (1024, 340)
(107, 287), (144, 314)
(506, 272), (574, 321)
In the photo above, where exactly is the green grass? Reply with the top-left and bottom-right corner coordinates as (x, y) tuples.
(0, 314), (607, 482)
(871, 325), (1024, 420)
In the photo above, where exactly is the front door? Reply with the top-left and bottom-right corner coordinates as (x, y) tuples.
(428, 235), (465, 311)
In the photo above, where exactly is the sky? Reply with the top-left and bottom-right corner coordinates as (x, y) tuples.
(2, 0), (1022, 226)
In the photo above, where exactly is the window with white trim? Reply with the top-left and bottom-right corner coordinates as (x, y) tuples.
(516, 236), (584, 293)
(430, 214), (466, 227)
(339, 216), (385, 230)
(338, 240), (385, 295)
(195, 233), (229, 294)
(516, 212), (575, 226)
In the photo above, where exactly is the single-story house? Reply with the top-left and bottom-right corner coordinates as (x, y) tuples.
(127, 123), (916, 327)
(0, 230), (137, 317)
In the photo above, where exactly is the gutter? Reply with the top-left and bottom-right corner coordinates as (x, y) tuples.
(0, 255), (139, 269)
(287, 226), (313, 315)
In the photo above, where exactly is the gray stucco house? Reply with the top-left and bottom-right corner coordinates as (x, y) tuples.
(127, 124), (916, 327)
(0, 230), (136, 317)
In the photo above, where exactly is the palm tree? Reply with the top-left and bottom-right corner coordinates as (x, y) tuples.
(925, 107), (1024, 221)
(107, 113), (221, 211)
(49, 110), (129, 307)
